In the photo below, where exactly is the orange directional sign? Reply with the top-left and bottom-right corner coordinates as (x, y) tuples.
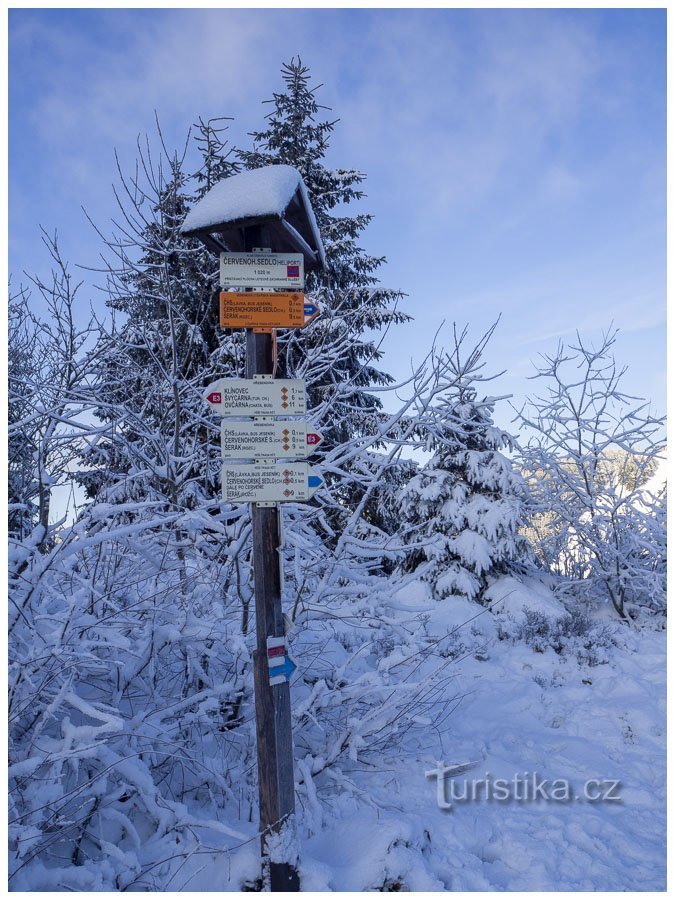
(220, 292), (319, 329)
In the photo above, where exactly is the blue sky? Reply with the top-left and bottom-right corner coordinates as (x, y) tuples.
(8, 8), (666, 425)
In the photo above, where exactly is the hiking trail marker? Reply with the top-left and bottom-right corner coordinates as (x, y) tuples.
(266, 636), (297, 686)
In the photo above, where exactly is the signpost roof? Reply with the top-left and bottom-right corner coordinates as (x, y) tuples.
(180, 165), (327, 272)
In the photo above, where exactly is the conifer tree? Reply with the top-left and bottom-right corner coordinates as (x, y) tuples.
(237, 58), (409, 448)
(235, 59), (411, 530)
(78, 127), (240, 507)
(8, 289), (39, 539)
(399, 327), (527, 601)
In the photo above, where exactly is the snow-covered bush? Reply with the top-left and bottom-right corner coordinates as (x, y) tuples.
(497, 607), (620, 666)
(8, 236), (103, 548)
(516, 329), (666, 619)
(516, 607), (591, 652)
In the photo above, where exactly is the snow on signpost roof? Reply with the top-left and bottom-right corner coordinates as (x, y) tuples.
(181, 164), (326, 270)
(182, 165), (299, 232)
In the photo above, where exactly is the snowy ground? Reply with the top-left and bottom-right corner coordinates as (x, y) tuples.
(146, 576), (665, 892)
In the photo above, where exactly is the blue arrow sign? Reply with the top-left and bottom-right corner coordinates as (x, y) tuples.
(269, 655), (297, 685)
(304, 302), (320, 317)
(308, 475), (323, 489)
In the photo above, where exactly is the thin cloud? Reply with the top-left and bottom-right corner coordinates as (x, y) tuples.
(9, 9), (665, 417)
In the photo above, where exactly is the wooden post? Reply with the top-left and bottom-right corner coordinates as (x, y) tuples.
(244, 225), (300, 892)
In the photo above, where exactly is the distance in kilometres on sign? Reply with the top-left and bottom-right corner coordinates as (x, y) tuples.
(220, 252), (304, 289)
(221, 420), (323, 460)
(221, 462), (324, 503)
(204, 378), (306, 417)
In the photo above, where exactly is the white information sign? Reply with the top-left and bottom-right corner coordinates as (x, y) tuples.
(221, 462), (323, 503)
(221, 421), (323, 460)
(220, 252), (304, 289)
(204, 378), (306, 417)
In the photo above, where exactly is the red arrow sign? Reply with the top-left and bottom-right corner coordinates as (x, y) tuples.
(207, 391), (222, 404)
(306, 433), (321, 445)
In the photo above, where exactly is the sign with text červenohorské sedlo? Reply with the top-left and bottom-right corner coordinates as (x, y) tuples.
(221, 421), (323, 460)
(220, 252), (304, 289)
(220, 292), (319, 329)
(221, 462), (323, 503)
(204, 378), (306, 417)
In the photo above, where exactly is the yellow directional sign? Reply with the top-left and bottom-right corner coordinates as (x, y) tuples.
(220, 292), (319, 329)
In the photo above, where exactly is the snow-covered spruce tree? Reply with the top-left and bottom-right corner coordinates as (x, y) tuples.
(78, 124), (242, 506)
(237, 59), (407, 408)
(516, 328), (666, 620)
(236, 58), (410, 529)
(399, 325), (528, 602)
(73, 125), (253, 659)
(8, 286), (40, 540)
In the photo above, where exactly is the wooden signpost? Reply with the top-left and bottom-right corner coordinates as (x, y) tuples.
(185, 168), (327, 892)
(244, 313), (300, 892)
(206, 232), (322, 892)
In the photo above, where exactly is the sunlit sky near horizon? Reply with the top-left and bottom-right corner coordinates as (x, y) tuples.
(8, 8), (666, 428)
